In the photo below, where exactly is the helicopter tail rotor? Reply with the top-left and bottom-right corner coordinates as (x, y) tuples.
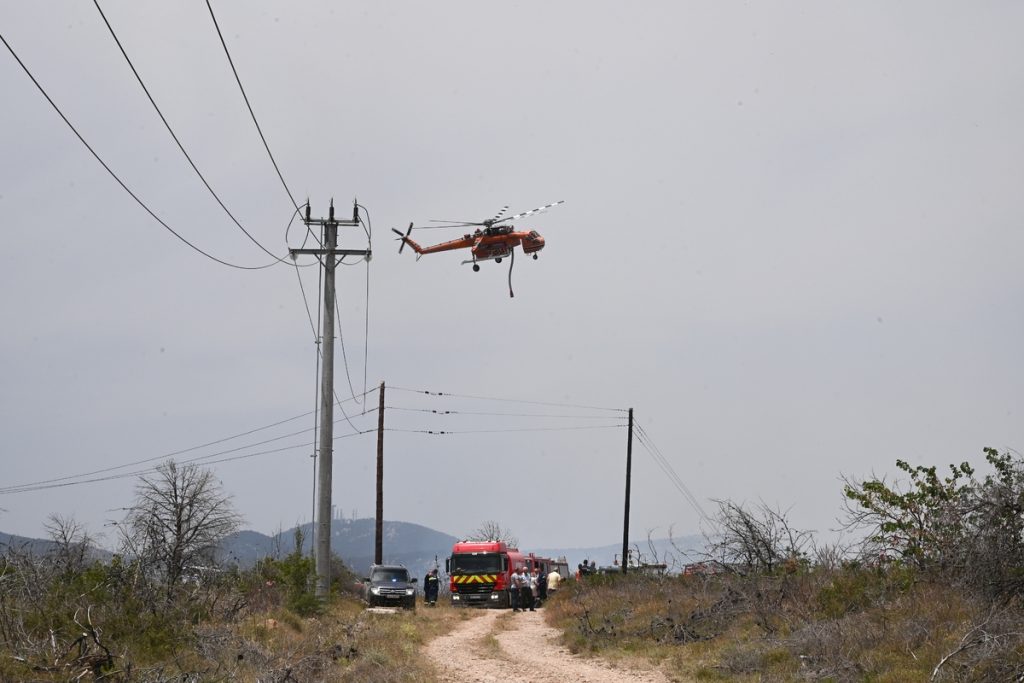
(392, 222), (414, 254)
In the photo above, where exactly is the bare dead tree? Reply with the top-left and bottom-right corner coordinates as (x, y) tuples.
(705, 499), (812, 574)
(43, 514), (93, 578)
(123, 460), (242, 600)
(465, 520), (518, 548)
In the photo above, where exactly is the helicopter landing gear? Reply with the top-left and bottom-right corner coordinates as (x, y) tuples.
(495, 257), (502, 264)
(472, 264), (480, 272)
(532, 253), (538, 260)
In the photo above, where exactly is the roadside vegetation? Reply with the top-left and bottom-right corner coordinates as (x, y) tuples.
(0, 460), (463, 682)
(545, 447), (1024, 682)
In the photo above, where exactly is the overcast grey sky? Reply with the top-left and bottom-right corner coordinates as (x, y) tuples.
(2, 1), (1022, 554)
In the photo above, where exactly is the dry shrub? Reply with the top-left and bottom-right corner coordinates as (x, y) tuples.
(544, 562), (1024, 682)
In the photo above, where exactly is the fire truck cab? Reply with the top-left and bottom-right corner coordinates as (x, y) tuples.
(446, 540), (524, 608)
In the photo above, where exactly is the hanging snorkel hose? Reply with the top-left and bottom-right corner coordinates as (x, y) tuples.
(507, 248), (515, 298)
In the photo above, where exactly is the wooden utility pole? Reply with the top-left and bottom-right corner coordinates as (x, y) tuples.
(290, 199), (368, 598)
(622, 407), (634, 574)
(375, 381), (385, 565)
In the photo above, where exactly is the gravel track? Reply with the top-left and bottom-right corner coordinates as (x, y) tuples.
(424, 608), (675, 683)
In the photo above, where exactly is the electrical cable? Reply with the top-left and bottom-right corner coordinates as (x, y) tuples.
(389, 386), (628, 413)
(384, 424), (627, 435)
(357, 203), (373, 399)
(324, 205), (374, 405)
(335, 296), (360, 405)
(206, 0), (301, 212)
(3, 429), (375, 496)
(93, 0), (289, 264)
(0, 31), (279, 271)
(633, 425), (710, 522)
(288, 218), (370, 434)
(0, 391), (376, 495)
(293, 258), (319, 340)
(634, 426), (702, 511)
(383, 406), (622, 419)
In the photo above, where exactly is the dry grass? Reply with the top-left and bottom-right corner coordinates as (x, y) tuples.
(543, 570), (1024, 682)
(0, 594), (468, 683)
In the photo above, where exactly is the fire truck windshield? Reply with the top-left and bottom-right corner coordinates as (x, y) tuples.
(450, 553), (502, 573)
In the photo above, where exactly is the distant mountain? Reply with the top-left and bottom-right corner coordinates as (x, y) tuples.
(219, 518), (459, 576)
(0, 531), (112, 562)
(0, 531), (57, 556)
(3, 522), (705, 578)
(220, 521), (705, 577)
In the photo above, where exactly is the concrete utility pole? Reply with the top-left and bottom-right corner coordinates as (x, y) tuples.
(290, 199), (369, 598)
(622, 407), (634, 574)
(375, 381), (385, 565)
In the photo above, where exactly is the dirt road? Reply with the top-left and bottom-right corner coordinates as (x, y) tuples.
(424, 608), (674, 683)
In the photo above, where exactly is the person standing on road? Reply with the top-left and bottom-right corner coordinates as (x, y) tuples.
(510, 566), (524, 611)
(423, 567), (439, 606)
(520, 565), (535, 611)
(531, 567), (543, 607)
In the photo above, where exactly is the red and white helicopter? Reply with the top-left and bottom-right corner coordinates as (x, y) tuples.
(391, 201), (563, 297)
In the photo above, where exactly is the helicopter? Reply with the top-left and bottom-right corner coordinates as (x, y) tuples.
(391, 200), (563, 297)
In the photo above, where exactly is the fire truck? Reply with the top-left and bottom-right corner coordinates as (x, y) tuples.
(446, 540), (556, 608)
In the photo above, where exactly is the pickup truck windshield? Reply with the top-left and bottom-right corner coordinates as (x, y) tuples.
(450, 553), (502, 573)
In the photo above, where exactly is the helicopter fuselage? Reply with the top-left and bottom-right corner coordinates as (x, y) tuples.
(400, 228), (545, 264)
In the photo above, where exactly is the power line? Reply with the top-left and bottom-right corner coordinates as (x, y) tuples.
(292, 259), (373, 434)
(0, 31), (279, 271)
(357, 203), (373, 399)
(0, 392), (377, 495)
(2, 429), (375, 496)
(383, 406), (622, 419)
(336, 296), (360, 404)
(633, 425), (710, 522)
(389, 386), (628, 413)
(634, 426), (703, 514)
(385, 424), (627, 435)
(329, 204), (373, 405)
(206, 0), (300, 212)
(93, 0), (287, 264)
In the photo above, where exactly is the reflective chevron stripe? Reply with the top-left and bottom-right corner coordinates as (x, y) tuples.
(451, 574), (498, 584)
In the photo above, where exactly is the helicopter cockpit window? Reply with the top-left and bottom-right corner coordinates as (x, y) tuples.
(529, 230), (540, 238)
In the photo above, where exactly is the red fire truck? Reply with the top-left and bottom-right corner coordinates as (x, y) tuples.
(447, 540), (552, 608)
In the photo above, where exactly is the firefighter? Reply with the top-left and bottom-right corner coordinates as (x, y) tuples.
(423, 568), (439, 606)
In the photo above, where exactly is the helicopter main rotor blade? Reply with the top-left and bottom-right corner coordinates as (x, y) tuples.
(493, 200), (565, 225)
(488, 204), (509, 223)
(428, 219), (485, 226)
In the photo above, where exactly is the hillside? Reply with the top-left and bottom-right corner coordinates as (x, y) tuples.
(0, 531), (56, 555)
(219, 518), (460, 576)
(3, 522), (704, 578)
(219, 519), (705, 577)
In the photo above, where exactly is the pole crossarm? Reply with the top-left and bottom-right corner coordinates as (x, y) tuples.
(290, 248), (371, 257)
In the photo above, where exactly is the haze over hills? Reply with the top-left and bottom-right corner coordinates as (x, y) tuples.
(3, 520), (704, 577)
(219, 518), (705, 576)
(220, 518), (460, 576)
(0, 531), (58, 556)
